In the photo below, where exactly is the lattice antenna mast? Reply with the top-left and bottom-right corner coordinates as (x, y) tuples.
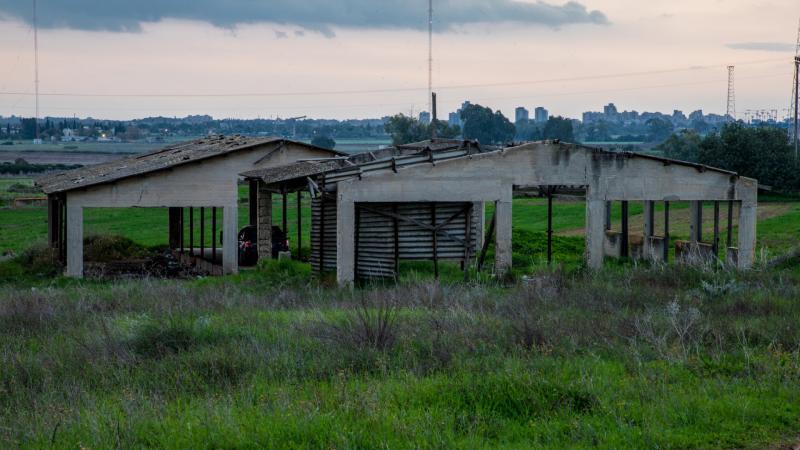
(791, 17), (800, 157)
(33, 0), (40, 143)
(726, 65), (735, 121)
(427, 0), (433, 117)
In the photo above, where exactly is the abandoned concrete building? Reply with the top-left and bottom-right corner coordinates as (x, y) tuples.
(36, 135), (344, 277)
(37, 137), (758, 282)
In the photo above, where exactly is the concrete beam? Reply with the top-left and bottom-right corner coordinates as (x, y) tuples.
(737, 200), (757, 269)
(336, 193), (356, 285)
(257, 181), (272, 261)
(585, 198), (606, 269)
(223, 204), (238, 274)
(494, 200), (512, 276)
(66, 204), (83, 278)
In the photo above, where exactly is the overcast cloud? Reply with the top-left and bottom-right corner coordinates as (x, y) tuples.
(0, 0), (607, 36)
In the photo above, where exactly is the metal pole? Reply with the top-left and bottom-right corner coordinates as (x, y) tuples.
(282, 190), (288, 234)
(620, 201), (629, 258)
(713, 201), (720, 258)
(189, 207), (194, 256)
(663, 201), (670, 262)
(200, 207), (205, 260)
(431, 92), (438, 140)
(794, 57), (799, 158)
(211, 207), (217, 264)
(296, 192), (302, 260)
(547, 188), (553, 264)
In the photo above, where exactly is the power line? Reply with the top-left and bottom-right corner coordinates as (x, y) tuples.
(0, 58), (786, 99)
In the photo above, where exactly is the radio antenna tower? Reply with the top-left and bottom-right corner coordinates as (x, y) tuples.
(726, 66), (736, 121)
(32, 0), (41, 144)
(427, 0), (433, 117)
(790, 18), (800, 157)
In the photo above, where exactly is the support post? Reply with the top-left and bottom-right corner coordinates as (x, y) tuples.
(281, 190), (288, 235)
(585, 193), (606, 269)
(257, 181), (272, 261)
(65, 203), (83, 278)
(354, 204), (361, 279)
(604, 201), (612, 231)
(463, 203), (473, 281)
(620, 201), (629, 258)
(494, 199), (512, 276)
(727, 200), (734, 248)
(47, 195), (57, 247)
(737, 200), (757, 269)
(200, 207), (205, 260)
(393, 204), (400, 276)
(664, 201), (670, 262)
(222, 204), (238, 274)
(477, 211), (496, 271)
(296, 192), (302, 260)
(473, 201), (485, 251)
(169, 207), (182, 249)
(336, 192), (356, 286)
(180, 208), (184, 254)
(189, 207), (194, 255)
(643, 200), (655, 259)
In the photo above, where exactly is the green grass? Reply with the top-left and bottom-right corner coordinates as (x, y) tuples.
(1, 262), (800, 448)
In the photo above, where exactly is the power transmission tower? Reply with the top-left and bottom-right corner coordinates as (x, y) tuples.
(726, 66), (736, 121)
(427, 0), (433, 117)
(33, 0), (41, 144)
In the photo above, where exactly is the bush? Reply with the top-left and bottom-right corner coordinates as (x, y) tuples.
(15, 244), (62, 277)
(6, 183), (41, 194)
(83, 235), (151, 263)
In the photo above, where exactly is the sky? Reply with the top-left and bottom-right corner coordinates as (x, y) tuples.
(0, 0), (798, 121)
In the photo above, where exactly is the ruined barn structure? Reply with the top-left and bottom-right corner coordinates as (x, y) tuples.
(243, 139), (758, 285)
(37, 135), (344, 277)
(38, 136), (758, 282)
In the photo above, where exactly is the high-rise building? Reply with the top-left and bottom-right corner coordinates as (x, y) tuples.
(603, 103), (618, 117)
(419, 111), (431, 124)
(534, 107), (549, 123)
(448, 112), (461, 127)
(515, 107), (529, 123)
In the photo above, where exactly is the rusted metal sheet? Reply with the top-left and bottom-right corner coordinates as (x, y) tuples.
(310, 197), (338, 273)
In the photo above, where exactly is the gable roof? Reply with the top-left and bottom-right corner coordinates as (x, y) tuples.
(36, 135), (345, 194)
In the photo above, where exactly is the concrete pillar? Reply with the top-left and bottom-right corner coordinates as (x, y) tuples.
(256, 181), (272, 261)
(223, 204), (238, 274)
(689, 201), (702, 242)
(66, 203), (83, 278)
(585, 198), (606, 269)
(494, 200), (512, 276)
(336, 193), (356, 285)
(643, 200), (655, 258)
(473, 201), (485, 251)
(737, 200), (757, 269)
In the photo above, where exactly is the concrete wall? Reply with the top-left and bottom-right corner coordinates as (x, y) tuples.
(331, 142), (758, 284)
(63, 142), (332, 278)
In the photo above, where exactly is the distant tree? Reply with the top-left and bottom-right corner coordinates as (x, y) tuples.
(690, 119), (710, 135)
(645, 118), (674, 143)
(311, 134), (336, 150)
(655, 129), (701, 162)
(460, 104), (515, 144)
(384, 114), (460, 145)
(698, 124), (800, 191)
(385, 114), (430, 145)
(542, 116), (574, 142)
(20, 118), (37, 140)
(584, 120), (611, 142)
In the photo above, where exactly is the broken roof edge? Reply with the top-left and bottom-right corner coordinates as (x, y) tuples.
(35, 136), (346, 195)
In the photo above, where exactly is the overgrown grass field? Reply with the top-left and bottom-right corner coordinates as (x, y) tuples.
(1, 261), (800, 448)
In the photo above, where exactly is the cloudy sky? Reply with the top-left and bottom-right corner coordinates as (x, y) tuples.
(0, 0), (798, 120)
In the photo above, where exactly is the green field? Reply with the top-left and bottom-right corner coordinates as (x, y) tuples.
(2, 182), (800, 448)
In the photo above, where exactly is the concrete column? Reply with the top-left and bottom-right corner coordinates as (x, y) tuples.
(585, 198), (606, 269)
(643, 200), (655, 258)
(737, 200), (757, 269)
(66, 203), (83, 278)
(223, 204), (238, 274)
(336, 193), (356, 285)
(689, 201), (702, 242)
(168, 207), (182, 249)
(494, 200), (512, 276)
(473, 201), (485, 251)
(256, 181), (272, 261)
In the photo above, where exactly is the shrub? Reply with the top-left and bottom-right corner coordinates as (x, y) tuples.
(15, 244), (62, 277)
(83, 235), (151, 263)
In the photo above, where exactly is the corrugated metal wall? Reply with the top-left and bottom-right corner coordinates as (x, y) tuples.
(310, 197), (337, 273)
(312, 200), (480, 279)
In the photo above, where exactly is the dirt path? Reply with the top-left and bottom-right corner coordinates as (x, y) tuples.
(558, 203), (793, 237)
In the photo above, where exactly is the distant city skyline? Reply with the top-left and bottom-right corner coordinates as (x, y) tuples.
(0, 1), (798, 120)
